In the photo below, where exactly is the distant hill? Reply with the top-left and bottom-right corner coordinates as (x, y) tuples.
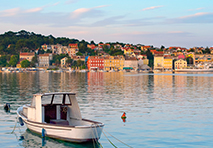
(0, 30), (80, 55)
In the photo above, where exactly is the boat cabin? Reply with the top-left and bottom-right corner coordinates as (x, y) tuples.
(23, 92), (83, 126)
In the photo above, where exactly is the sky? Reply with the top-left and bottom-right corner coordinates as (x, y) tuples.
(0, 0), (213, 48)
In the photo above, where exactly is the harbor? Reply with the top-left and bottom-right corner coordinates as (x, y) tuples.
(1, 72), (213, 147)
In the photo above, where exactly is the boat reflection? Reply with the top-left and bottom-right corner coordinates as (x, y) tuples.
(19, 129), (102, 148)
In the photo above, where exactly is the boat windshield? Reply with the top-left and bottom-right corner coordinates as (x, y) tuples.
(41, 94), (72, 105)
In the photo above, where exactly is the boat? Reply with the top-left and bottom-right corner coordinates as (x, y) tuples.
(109, 69), (115, 72)
(79, 69), (88, 73)
(17, 92), (104, 143)
(89, 70), (96, 72)
(53, 70), (63, 73)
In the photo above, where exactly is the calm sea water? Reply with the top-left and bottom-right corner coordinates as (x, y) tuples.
(0, 71), (213, 148)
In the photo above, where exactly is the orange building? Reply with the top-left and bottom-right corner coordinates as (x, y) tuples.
(87, 56), (104, 70)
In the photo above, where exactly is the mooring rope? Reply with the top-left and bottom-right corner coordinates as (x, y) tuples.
(91, 124), (103, 148)
(102, 130), (117, 148)
(103, 129), (133, 148)
(97, 124), (133, 148)
(11, 116), (18, 134)
(94, 124), (103, 148)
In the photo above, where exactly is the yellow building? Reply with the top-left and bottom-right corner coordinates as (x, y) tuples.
(104, 56), (121, 71)
(124, 48), (134, 55)
(154, 55), (164, 69)
(117, 55), (125, 70)
(163, 57), (173, 69)
(61, 57), (68, 67)
(175, 59), (187, 69)
(141, 46), (151, 52)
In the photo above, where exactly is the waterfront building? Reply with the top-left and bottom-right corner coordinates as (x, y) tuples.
(19, 52), (35, 62)
(154, 55), (164, 70)
(38, 53), (53, 67)
(87, 56), (104, 71)
(117, 55), (125, 70)
(104, 56), (120, 71)
(163, 56), (173, 70)
(124, 56), (138, 70)
(138, 55), (149, 66)
(174, 59), (187, 69)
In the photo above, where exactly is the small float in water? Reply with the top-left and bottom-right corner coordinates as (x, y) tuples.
(17, 92), (104, 143)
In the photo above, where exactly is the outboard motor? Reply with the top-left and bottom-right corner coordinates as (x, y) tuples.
(4, 103), (10, 112)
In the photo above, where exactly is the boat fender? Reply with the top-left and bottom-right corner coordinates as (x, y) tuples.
(4, 103), (10, 112)
(42, 128), (46, 138)
(18, 117), (24, 126)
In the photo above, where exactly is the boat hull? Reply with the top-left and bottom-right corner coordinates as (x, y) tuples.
(17, 107), (104, 143)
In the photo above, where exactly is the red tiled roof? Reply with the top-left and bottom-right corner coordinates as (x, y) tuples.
(20, 52), (34, 56)
(39, 53), (52, 56)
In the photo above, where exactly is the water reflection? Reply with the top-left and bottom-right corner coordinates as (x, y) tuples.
(1, 72), (213, 147)
(20, 129), (100, 148)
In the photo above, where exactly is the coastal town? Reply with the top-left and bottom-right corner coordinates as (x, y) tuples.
(0, 31), (213, 73)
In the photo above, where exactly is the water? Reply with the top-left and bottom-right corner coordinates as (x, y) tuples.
(0, 72), (213, 147)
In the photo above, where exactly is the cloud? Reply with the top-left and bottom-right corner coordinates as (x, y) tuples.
(188, 7), (204, 11)
(167, 12), (213, 23)
(70, 5), (108, 19)
(168, 31), (185, 34)
(53, 2), (60, 6)
(179, 12), (209, 19)
(91, 15), (163, 27)
(0, 5), (109, 28)
(25, 7), (43, 13)
(0, 8), (20, 17)
(142, 5), (163, 11)
(65, 0), (79, 4)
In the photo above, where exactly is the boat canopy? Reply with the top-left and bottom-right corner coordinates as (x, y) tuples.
(31, 92), (82, 122)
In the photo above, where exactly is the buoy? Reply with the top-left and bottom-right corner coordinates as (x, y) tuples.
(4, 103), (10, 112)
(18, 117), (24, 126)
(121, 112), (126, 119)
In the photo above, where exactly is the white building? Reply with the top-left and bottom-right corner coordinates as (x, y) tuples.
(38, 53), (53, 67)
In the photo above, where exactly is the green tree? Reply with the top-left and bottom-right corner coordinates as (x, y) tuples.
(204, 47), (210, 54)
(21, 59), (30, 68)
(0, 55), (8, 67)
(76, 51), (83, 56)
(77, 59), (82, 67)
(160, 45), (165, 50)
(146, 49), (154, 68)
(9, 55), (19, 67)
(66, 57), (73, 67)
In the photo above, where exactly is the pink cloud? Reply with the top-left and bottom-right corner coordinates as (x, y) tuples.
(0, 8), (20, 17)
(70, 5), (108, 19)
(179, 12), (210, 19)
(142, 5), (163, 11)
(25, 7), (43, 13)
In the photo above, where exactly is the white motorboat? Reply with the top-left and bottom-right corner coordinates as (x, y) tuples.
(17, 92), (104, 143)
